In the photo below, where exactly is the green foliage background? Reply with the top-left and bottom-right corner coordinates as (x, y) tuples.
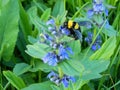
(0, 0), (120, 90)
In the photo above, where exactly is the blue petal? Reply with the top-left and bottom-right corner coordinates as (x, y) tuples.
(42, 52), (58, 66)
(62, 78), (69, 87)
(87, 9), (94, 18)
(105, 9), (108, 16)
(65, 47), (73, 54)
(91, 43), (101, 51)
(48, 58), (58, 66)
(69, 76), (76, 83)
(43, 34), (53, 41)
(105, 20), (110, 29)
(46, 19), (55, 25)
(42, 53), (51, 63)
(58, 45), (69, 60)
(61, 28), (70, 35)
(47, 71), (58, 78)
(91, 44), (97, 51)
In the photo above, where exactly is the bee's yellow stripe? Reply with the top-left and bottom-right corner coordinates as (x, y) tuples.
(68, 20), (73, 29)
(74, 23), (79, 29)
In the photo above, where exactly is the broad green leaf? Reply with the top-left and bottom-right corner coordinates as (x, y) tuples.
(60, 36), (74, 43)
(28, 36), (38, 44)
(0, 0), (9, 8)
(102, 26), (117, 36)
(52, 0), (65, 17)
(74, 79), (88, 90)
(59, 59), (84, 76)
(3, 71), (26, 89)
(26, 42), (50, 59)
(68, 40), (81, 55)
(90, 37), (116, 60)
(28, 6), (48, 33)
(0, 0), (19, 61)
(51, 85), (60, 90)
(22, 81), (52, 90)
(19, 0), (32, 43)
(41, 8), (51, 22)
(81, 59), (110, 80)
(13, 63), (31, 75)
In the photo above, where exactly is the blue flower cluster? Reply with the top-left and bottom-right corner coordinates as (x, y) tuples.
(47, 71), (76, 87)
(40, 19), (73, 66)
(85, 32), (102, 51)
(87, 0), (108, 18)
(41, 19), (76, 88)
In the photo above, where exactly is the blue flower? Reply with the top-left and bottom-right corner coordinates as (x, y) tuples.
(58, 45), (69, 60)
(58, 45), (73, 60)
(87, 0), (108, 17)
(60, 26), (70, 35)
(42, 52), (58, 66)
(47, 71), (76, 87)
(46, 19), (57, 34)
(87, 9), (94, 18)
(93, 3), (104, 14)
(43, 34), (53, 42)
(69, 76), (76, 83)
(85, 32), (93, 44)
(47, 71), (58, 78)
(61, 77), (69, 87)
(105, 20), (110, 29)
(61, 75), (76, 87)
(65, 47), (73, 54)
(85, 32), (102, 51)
(105, 9), (108, 16)
(46, 19), (55, 25)
(91, 43), (101, 51)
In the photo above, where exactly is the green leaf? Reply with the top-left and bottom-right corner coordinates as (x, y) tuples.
(26, 42), (50, 59)
(22, 81), (52, 90)
(33, 0), (48, 12)
(28, 6), (48, 32)
(19, 0), (32, 43)
(3, 71), (26, 89)
(52, 0), (65, 17)
(59, 59), (84, 76)
(16, 31), (30, 62)
(51, 85), (60, 90)
(60, 36), (74, 42)
(41, 8), (51, 22)
(0, 0), (19, 61)
(74, 79), (88, 90)
(102, 26), (117, 36)
(29, 60), (55, 72)
(0, 84), (4, 90)
(13, 63), (31, 76)
(90, 37), (116, 60)
(81, 59), (110, 80)
(28, 36), (38, 44)
(68, 40), (81, 55)
(93, 14), (103, 25)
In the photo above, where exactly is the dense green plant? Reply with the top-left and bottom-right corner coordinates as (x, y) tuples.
(0, 0), (120, 90)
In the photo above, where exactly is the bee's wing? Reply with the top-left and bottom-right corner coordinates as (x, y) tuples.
(78, 21), (92, 29)
(74, 30), (82, 42)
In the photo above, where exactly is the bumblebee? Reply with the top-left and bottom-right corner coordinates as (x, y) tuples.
(63, 20), (92, 42)
(63, 20), (82, 41)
